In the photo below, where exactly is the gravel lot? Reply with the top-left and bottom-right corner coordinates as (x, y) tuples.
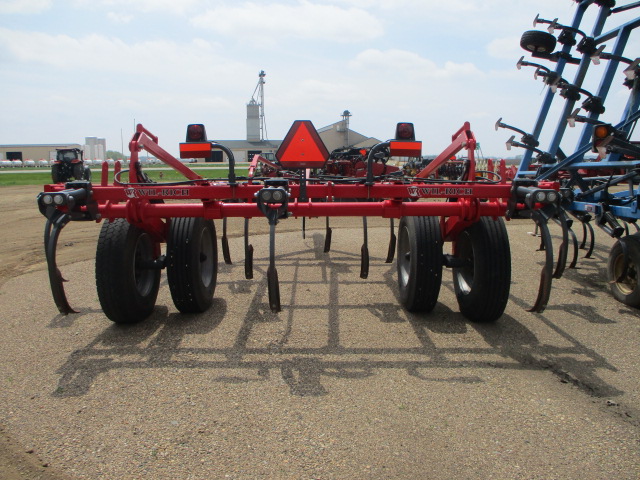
(0, 185), (639, 479)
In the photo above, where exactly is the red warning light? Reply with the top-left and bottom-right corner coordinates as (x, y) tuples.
(395, 122), (415, 141)
(276, 120), (329, 168)
(186, 124), (207, 142)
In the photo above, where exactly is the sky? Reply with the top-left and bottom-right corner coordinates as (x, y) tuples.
(1, 0), (639, 158)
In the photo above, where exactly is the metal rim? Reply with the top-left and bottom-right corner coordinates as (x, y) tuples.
(198, 227), (215, 288)
(455, 231), (474, 294)
(613, 251), (638, 295)
(398, 224), (411, 288)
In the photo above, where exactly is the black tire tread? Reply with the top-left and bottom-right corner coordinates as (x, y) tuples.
(607, 234), (640, 308)
(166, 217), (217, 313)
(397, 216), (443, 312)
(95, 219), (160, 323)
(454, 217), (511, 322)
(520, 30), (557, 54)
(51, 164), (64, 183)
(72, 162), (85, 181)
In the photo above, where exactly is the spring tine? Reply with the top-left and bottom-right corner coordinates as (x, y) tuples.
(244, 218), (253, 280)
(222, 218), (232, 265)
(567, 224), (579, 269)
(623, 220), (630, 237)
(552, 212), (569, 279)
(633, 222), (640, 232)
(528, 211), (554, 313)
(267, 264), (281, 312)
(44, 210), (77, 315)
(360, 217), (369, 279)
(360, 245), (370, 279)
(302, 217), (306, 240)
(323, 217), (332, 253)
(580, 221), (588, 249)
(267, 222), (281, 312)
(584, 221), (595, 258)
(385, 218), (396, 263)
(534, 221), (545, 250)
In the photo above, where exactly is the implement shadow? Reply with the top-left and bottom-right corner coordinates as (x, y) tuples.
(53, 227), (623, 400)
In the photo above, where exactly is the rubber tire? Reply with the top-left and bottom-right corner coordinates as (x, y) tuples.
(520, 30), (557, 54)
(72, 162), (85, 180)
(51, 164), (62, 183)
(396, 216), (443, 312)
(96, 219), (161, 323)
(607, 234), (640, 308)
(166, 218), (218, 313)
(453, 217), (511, 322)
(51, 163), (69, 183)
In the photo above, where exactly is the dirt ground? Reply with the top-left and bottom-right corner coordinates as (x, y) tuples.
(1, 185), (638, 479)
(0, 185), (99, 479)
(0, 185), (336, 479)
(0, 186), (83, 479)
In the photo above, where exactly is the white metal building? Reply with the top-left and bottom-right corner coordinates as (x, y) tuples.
(0, 144), (82, 162)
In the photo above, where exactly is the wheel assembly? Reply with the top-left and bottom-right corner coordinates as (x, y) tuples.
(520, 30), (557, 54)
(51, 163), (64, 184)
(51, 163), (75, 184)
(452, 217), (511, 322)
(72, 163), (85, 181)
(95, 218), (161, 323)
(396, 216), (443, 312)
(607, 234), (640, 308)
(166, 217), (218, 313)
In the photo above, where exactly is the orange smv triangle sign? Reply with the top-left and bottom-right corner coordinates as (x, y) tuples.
(276, 120), (330, 169)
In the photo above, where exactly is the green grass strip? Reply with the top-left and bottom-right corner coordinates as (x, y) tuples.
(0, 167), (249, 187)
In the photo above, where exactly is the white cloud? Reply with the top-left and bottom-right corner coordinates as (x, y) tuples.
(350, 49), (482, 79)
(319, 0), (481, 12)
(350, 49), (435, 71)
(0, 27), (242, 79)
(73, 0), (201, 14)
(319, 0), (567, 18)
(323, 0), (581, 42)
(107, 11), (133, 24)
(0, 0), (50, 14)
(271, 78), (363, 112)
(487, 36), (524, 60)
(0, 29), (135, 68)
(0, 25), (259, 148)
(1, 0), (635, 158)
(191, 1), (383, 42)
